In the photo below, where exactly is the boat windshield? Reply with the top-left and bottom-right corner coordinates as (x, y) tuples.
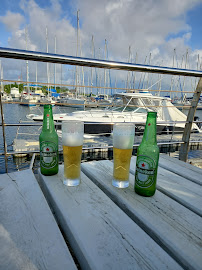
(111, 106), (148, 113)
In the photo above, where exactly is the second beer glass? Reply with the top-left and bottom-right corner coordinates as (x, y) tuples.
(62, 120), (84, 186)
(112, 123), (135, 188)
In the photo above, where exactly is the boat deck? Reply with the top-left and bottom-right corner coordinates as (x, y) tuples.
(1, 154), (201, 269)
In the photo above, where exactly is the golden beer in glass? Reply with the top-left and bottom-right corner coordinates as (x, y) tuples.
(62, 121), (84, 186)
(112, 123), (135, 188)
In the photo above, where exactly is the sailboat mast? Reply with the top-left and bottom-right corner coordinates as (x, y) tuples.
(146, 53), (151, 89)
(126, 46), (131, 92)
(25, 26), (30, 93)
(182, 49), (188, 98)
(79, 20), (85, 97)
(75, 10), (79, 98)
(54, 35), (57, 90)
(90, 35), (94, 95)
(35, 62), (37, 92)
(46, 26), (49, 97)
(170, 48), (176, 100)
(104, 39), (107, 96)
(138, 55), (147, 89)
(133, 52), (138, 91)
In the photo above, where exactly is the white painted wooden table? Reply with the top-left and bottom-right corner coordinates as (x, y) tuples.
(38, 154), (202, 270)
(0, 169), (77, 270)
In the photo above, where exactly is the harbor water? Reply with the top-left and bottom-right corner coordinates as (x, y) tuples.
(0, 103), (112, 174)
(0, 103), (202, 174)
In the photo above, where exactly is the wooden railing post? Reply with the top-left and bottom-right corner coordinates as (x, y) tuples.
(179, 77), (202, 162)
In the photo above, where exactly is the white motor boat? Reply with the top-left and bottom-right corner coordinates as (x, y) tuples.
(39, 95), (56, 106)
(27, 92), (201, 135)
(59, 97), (85, 108)
(20, 94), (39, 106)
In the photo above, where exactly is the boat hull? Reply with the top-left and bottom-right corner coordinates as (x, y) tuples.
(83, 123), (185, 135)
(54, 120), (185, 135)
(20, 103), (37, 107)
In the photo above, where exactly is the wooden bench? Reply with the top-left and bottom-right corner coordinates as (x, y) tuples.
(38, 160), (201, 269)
(0, 169), (77, 270)
(130, 156), (202, 217)
(81, 159), (202, 270)
(36, 154), (202, 270)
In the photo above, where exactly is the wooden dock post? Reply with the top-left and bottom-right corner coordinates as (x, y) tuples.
(179, 77), (202, 162)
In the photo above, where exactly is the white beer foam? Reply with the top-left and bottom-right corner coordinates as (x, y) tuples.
(113, 134), (134, 149)
(62, 133), (83, 146)
(113, 123), (135, 149)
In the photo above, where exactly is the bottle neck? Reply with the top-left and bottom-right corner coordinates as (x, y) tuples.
(142, 113), (157, 144)
(42, 106), (55, 133)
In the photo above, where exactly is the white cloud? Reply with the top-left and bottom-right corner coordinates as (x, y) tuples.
(0, 0), (202, 94)
(78, 0), (201, 61)
(0, 11), (24, 32)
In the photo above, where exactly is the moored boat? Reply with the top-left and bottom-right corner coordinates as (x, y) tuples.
(27, 92), (201, 135)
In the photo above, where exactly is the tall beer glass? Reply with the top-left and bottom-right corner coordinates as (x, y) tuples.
(112, 123), (135, 188)
(62, 120), (84, 186)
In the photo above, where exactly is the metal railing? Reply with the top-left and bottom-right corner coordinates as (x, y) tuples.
(0, 47), (202, 77)
(0, 47), (202, 172)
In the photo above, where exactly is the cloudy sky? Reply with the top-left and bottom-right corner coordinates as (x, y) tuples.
(0, 0), (202, 94)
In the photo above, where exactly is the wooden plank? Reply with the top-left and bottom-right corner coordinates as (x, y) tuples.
(38, 165), (182, 270)
(81, 160), (202, 270)
(130, 156), (202, 217)
(0, 169), (77, 270)
(159, 154), (202, 185)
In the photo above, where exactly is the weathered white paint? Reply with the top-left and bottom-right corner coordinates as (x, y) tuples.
(130, 156), (202, 217)
(38, 166), (182, 270)
(159, 154), (202, 185)
(81, 160), (202, 270)
(0, 169), (77, 270)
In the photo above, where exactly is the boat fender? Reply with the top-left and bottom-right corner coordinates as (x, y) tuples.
(26, 114), (37, 120)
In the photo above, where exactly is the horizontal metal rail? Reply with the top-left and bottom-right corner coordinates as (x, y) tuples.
(1, 120), (202, 127)
(1, 140), (201, 157)
(0, 47), (202, 171)
(0, 47), (202, 77)
(2, 101), (199, 109)
(0, 78), (199, 94)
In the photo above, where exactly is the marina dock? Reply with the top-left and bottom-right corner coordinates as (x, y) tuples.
(1, 155), (202, 269)
(0, 47), (202, 269)
(12, 132), (202, 166)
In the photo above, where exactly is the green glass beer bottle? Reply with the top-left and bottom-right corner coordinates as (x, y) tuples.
(135, 112), (159, 196)
(39, 105), (58, 175)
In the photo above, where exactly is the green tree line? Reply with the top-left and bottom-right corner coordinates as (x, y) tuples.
(2, 83), (69, 94)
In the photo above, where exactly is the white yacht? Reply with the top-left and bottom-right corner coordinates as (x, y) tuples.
(21, 93), (39, 106)
(39, 95), (56, 106)
(59, 97), (85, 108)
(27, 92), (201, 135)
(10, 87), (21, 101)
